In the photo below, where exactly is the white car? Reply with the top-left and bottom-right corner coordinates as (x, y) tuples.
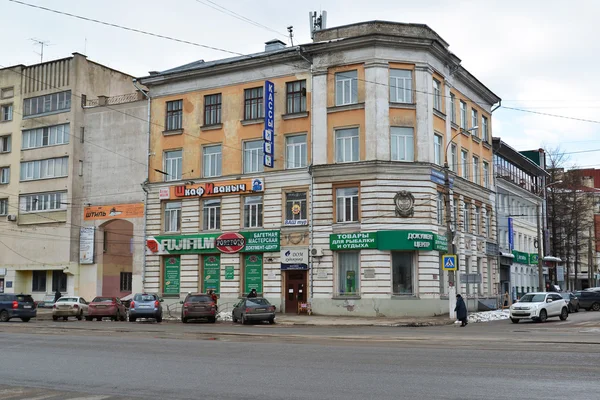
(510, 292), (569, 323)
(52, 296), (89, 321)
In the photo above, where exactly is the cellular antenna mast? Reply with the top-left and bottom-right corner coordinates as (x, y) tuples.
(309, 11), (327, 39)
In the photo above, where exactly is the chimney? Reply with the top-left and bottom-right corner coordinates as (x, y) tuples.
(265, 39), (286, 52)
(98, 95), (108, 106)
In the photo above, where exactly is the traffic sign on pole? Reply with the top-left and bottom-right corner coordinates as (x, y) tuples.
(442, 254), (457, 271)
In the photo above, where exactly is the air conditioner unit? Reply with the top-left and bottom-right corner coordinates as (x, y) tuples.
(7, 214), (17, 222)
(311, 247), (325, 257)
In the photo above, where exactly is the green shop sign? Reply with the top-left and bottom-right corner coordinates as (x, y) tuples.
(330, 232), (377, 250)
(378, 230), (448, 252)
(529, 253), (539, 265)
(244, 254), (263, 294)
(512, 250), (529, 264)
(147, 230), (280, 255)
(203, 254), (220, 294)
(224, 265), (235, 280)
(163, 256), (181, 295)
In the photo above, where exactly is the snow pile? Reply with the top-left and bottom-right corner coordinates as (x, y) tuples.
(454, 309), (510, 324)
(217, 310), (232, 322)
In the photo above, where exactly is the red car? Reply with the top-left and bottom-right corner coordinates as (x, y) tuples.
(85, 297), (127, 321)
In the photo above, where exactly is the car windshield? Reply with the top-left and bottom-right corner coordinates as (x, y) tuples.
(16, 295), (34, 303)
(134, 294), (156, 302)
(247, 298), (270, 306)
(519, 294), (546, 303)
(561, 293), (571, 299)
(188, 295), (212, 302)
(92, 297), (114, 303)
(57, 298), (78, 303)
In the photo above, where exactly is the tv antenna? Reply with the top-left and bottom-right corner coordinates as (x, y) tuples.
(30, 38), (51, 63)
(309, 11), (327, 39)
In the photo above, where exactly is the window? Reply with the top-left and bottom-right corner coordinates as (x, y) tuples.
(52, 270), (67, 292)
(0, 167), (8, 184)
(0, 135), (10, 153)
(335, 128), (359, 163)
(389, 69), (412, 103)
(0, 199), (7, 216)
(392, 252), (413, 295)
(450, 93), (456, 123)
(203, 145), (222, 178)
(336, 187), (359, 223)
(243, 196), (263, 228)
(286, 134), (307, 169)
(203, 198), (221, 231)
(437, 192), (444, 225)
(22, 124), (70, 150)
(32, 271), (46, 292)
(285, 192), (307, 222)
(461, 150), (468, 179)
(450, 144), (457, 172)
(166, 100), (183, 131)
(0, 87), (13, 99)
(337, 252), (359, 296)
(1, 104), (12, 121)
(20, 157), (68, 181)
(460, 101), (467, 129)
(120, 272), (132, 292)
(473, 156), (479, 184)
(391, 127), (414, 162)
(434, 134), (442, 165)
(164, 202), (181, 233)
(482, 116), (489, 142)
(463, 203), (471, 233)
(244, 87), (263, 120)
(243, 140), (264, 173)
(484, 211), (491, 238)
(204, 94), (221, 126)
(286, 80), (306, 114)
(335, 70), (358, 106)
(474, 206), (481, 235)
(23, 91), (71, 117)
(483, 161), (489, 188)
(471, 109), (479, 137)
(19, 191), (66, 213)
(164, 150), (182, 181)
(433, 79), (442, 111)
(452, 201), (458, 231)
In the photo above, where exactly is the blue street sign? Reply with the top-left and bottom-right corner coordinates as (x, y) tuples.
(263, 154), (274, 168)
(263, 129), (273, 142)
(442, 254), (457, 271)
(508, 218), (514, 251)
(263, 141), (273, 155)
(263, 80), (275, 168)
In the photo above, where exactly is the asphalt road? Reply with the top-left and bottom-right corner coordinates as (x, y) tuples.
(1, 311), (600, 400)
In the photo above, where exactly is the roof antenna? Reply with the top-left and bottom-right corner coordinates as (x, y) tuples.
(309, 11), (327, 39)
(30, 38), (51, 63)
(287, 26), (294, 46)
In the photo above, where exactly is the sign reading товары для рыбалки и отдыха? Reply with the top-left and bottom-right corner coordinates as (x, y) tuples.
(329, 233), (377, 250)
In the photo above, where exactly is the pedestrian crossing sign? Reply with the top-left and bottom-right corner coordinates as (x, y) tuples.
(442, 254), (457, 271)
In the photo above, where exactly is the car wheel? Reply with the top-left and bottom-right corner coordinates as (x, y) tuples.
(52, 315), (58, 321)
(63, 316), (68, 321)
(538, 309), (547, 323)
(85, 316), (93, 321)
(0, 310), (9, 322)
(129, 316), (136, 322)
(156, 315), (163, 323)
(182, 316), (188, 323)
(559, 307), (569, 321)
(232, 315), (238, 323)
(269, 318), (275, 325)
(119, 312), (126, 322)
(210, 317), (216, 323)
(241, 314), (247, 325)
(96, 317), (102, 321)
(76, 312), (83, 321)
(576, 304), (580, 312)
(592, 302), (600, 311)
(510, 318), (520, 324)
(20, 317), (30, 322)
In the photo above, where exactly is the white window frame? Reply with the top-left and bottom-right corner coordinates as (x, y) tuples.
(474, 206), (481, 235)
(434, 134), (442, 165)
(23, 91), (71, 117)
(164, 150), (182, 182)
(482, 116), (489, 143)
(0, 167), (9, 184)
(461, 150), (468, 179)
(433, 79), (442, 111)
(22, 124), (70, 150)
(450, 144), (458, 172)
(389, 69), (412, 103)
(0, 135), (10, 153)
(337, 251), (360, 296)
(164, 202), (181, 233)
(450, 93), (456, 123)
(483, 161), (490, 188)
(460, 101), (467, 130)
(243, 140), (264, 173)
(335, 70), (358, 106)
(471, 109), (479, 137)
(336, 187), (359, 223)
(473, 156), (479, 184)
(463, 203), (471, 233)
(203, 145), (222, 178)
(335, 128), (359, 163)
(203, 198), (221, 231)
(243, 195), (263, 228)
(286, 134), (307, 169)
(1, 103), (12, 122)
(19, 191), (67, 213)
(391, 127), (414, 162)
(20, 157), (68, 181)
(0, 198), (7, 216)
(484, 211), (491, 238)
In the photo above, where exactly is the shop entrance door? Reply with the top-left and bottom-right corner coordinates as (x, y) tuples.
(285, 270), (307, 314)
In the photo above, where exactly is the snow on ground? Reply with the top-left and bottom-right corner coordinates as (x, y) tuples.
(217, 310), (232, 322)
(454, 309), (510, 324)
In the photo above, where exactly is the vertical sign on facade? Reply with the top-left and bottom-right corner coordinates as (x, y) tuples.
(225, 266), (235, 280)
(163, 256), (181, 295)
(203, 254), (221, 294)
(79, 227), (95, 264)
(263, 80), (275, 168)
(244, 254), (263, 294)
(508, 217), (514, 251)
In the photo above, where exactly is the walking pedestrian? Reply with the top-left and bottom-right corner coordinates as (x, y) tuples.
(54, 289), (62, 303)
(248, 288), (258, 298)
(455, 294), (468, 327)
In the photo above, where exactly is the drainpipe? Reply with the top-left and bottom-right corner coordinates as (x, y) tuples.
(133, 78), (150, 289)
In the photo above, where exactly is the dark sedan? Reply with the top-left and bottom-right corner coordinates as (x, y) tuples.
(574, 290), (600, 311)
(232, 297), (276, 325)
(180, 293), (217, 323)
(560, 292), (580, 313)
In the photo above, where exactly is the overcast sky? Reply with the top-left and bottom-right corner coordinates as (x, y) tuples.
(2, 0), (599, 169)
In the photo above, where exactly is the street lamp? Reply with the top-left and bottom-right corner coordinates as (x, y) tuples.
(535, 180), (562, 292)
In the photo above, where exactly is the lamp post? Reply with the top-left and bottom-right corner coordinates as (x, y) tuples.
(536, 180), (562, 292)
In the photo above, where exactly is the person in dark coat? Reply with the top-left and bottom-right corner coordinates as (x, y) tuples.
(248, 289), (258, 298)
(455, 294), (468, 327)
(54, 289), (62, 303)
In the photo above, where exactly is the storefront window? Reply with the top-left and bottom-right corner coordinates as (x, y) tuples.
(52, 270), (67, 292)
(337, 252), (359, 296)
(392, 252), (413, 295)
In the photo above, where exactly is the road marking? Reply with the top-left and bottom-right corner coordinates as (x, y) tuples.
(63, 396), (112, 400)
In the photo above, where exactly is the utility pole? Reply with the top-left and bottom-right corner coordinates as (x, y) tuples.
(537, 203), (544, 291)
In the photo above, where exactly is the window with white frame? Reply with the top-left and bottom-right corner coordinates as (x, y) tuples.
(474, 206), (481, 235)
(243, 196), (263, 228)
(337, 251), (359, 296)
(433, 79), (442, 111)
(1, 104), (12, 121)
(437, 192), (444, 225)
(461, 150), (468, 179)
(335, 70), (358, 106)
(22, 124), (70, 150)
(473, 156), (479, 184)
(471, 109), (479, 137)
(203, 145), (222, 178)
(336, 187), (359, 223)
(203, 198), (221, 231)
(0, 167), (9, 184)
(164, 150), (182, 181)
(482, 116), (489, 142)
(23, 91), (71, 117)
(286, 134), (307, 169)
(335, 128), (359, 163)
(460, 101), (467, 129)
(484, 210), (491, 238)
(166, 100), (183, 131)
(463, 203), (471, 233)
(164, 202), (181, 233)
(389, 69), (412, 103)
(483, 161), (489, 188)
(19, 191), (67, 213)
(434, 134), (442, 165)
(450, 93), (456, 123)
(0, 135), (10, 153)
(243, 140), (264, 173)
(0, 198), (7, 216)
(450, 143), (458, 172)
(20, 157), (68, 181)
(391, 127), (414, 162)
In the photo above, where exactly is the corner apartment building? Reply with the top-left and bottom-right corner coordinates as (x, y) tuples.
(0, 53), (136, 300)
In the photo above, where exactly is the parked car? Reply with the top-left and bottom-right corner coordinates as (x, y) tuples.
(119, 293), (133, 309)
(86, 297), (127, 321)
(232, 297), (276, 325)
(585, 287), (600, 292)
(574, 290), (600, 311)
(180, 293), (217, 323)
(560, 292), (580, 313)
(0, 293), (37, 322)
(510, 292), (569, 323)
(52, 297), (89, 321)
(36, 294), (56, 309)
(128, 293), (163, 322)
